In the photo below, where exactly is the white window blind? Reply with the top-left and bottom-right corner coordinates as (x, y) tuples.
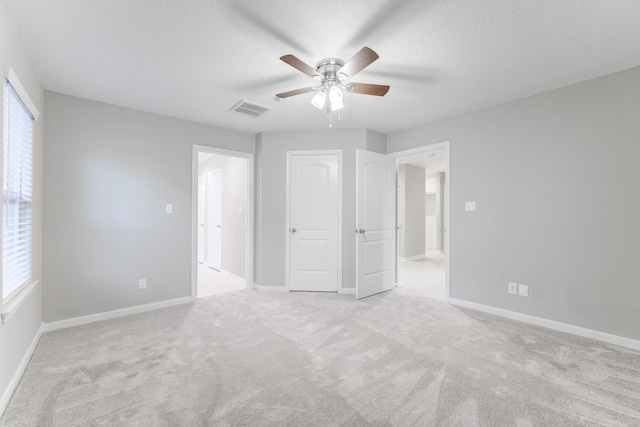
(2, 79), (34, 300)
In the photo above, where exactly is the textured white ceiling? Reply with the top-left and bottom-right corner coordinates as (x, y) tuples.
(4, 0), (640, 135)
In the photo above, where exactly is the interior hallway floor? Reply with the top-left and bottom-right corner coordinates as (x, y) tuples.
(197, 252), (444, 300)
(395, 251), (445, 300)
(197, 263), (245, 298)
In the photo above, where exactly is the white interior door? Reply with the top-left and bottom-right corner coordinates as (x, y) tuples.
(197, 175), (206, 264)
(356, 149), (396, 299)
(206, 169), (222, 271)
(288, 154), (339, 292)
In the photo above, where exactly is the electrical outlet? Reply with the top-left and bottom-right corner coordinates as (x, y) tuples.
(139, 279), (146, 289)
(508, 282), (518, 294)
(518, 284), (529, 297)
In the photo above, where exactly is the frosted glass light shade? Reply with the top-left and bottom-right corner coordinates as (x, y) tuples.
(311, 89), (326, 109)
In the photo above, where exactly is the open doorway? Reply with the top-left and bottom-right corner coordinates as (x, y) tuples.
(192, 146), (253, 298)
(394, 143), (449, 300)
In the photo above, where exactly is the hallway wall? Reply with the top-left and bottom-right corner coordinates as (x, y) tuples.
(199, 155), (247, 279)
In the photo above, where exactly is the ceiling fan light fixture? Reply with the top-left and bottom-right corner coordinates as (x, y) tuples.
(329, 85), (343, 102)
(276, 47), (388, 124)
(311, 88), (326, 109)
(329, 86), (344, 111)
(330, 100), (344, 112)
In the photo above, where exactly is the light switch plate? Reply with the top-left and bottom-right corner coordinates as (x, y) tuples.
(518, 284), (529, 297)
(465, 201), (476, 211)
(165, 203), (173, 214)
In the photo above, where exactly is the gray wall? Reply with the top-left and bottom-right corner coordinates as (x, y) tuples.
(398, 164), (425, 258)
(366, 129), (387, 154)
(199, 155), (247, 278)
(255, 129), (370, 289)
(43, 92), (254, 322)
(425, 193), (436, 250)
(388, 66), (640, 340)
(0, 2), (44, 411)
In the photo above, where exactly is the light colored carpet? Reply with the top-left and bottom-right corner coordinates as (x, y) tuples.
(2, 290), (639, 426)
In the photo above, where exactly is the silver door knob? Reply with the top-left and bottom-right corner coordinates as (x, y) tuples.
(358, 229), (365, 234)
(289, 227), (297, 234)
(216, 225), (221, 228)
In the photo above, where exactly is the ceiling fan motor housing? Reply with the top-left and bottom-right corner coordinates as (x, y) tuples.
(315, 58), (346, 84)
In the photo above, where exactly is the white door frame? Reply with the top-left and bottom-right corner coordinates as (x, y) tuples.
(191, 145), (254, 299)
(285, 150), (343, 292)
(391, 141), (451, 301)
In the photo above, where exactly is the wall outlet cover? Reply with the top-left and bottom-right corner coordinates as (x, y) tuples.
(508, 282), (518, 294)
(465, 201), (476, 211)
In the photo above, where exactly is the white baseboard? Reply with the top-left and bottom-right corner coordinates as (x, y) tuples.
(254, 284), (288, 292)
(0, 323), (43, 417)
(399, 254), (426, 262)
(339, 287), (356, 295)
(448, 298), (640, 351)
(41, 296), (193, 333)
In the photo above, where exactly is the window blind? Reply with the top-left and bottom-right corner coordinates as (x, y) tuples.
(2, 79), (33, 299)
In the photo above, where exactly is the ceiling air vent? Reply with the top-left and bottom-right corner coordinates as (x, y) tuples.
(230, 99), (271, 118)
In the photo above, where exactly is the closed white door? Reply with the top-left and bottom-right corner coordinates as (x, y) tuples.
(288, 154), (339, 292)
(206, 169), (222, 271)
(197, 175), (206, 264)
(356, 149), (396, 299)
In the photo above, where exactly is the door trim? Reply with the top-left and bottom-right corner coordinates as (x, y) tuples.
(285, 150), (343, 293)
(191, 145), (254, 299)
(391, 141), (451, 301)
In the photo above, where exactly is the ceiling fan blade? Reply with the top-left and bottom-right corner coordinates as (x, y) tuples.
(276, 87), (315, 99)
(339, 47), (379, 79)
(280, 55), (318, 78)
(348, 83), (390, 96)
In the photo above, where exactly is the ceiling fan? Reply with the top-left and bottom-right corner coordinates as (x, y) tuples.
(276, 47), (390, 114)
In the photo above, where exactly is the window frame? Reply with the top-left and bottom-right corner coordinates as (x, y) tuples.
(0, 68), (39, 324)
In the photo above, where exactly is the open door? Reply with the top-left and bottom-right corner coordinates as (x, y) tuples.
(206, 169), (222, 271)
(356, 149), (396, 299)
